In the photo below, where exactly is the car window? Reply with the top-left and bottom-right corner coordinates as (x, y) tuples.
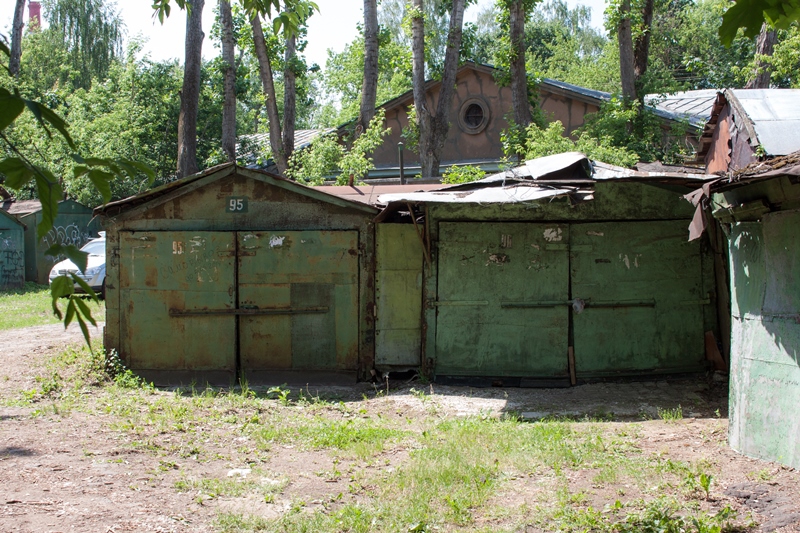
(81, 240), (106, 255)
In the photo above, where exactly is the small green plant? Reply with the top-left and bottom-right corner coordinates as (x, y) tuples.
(657, 405), (683, 422)
(267, 384), (291, 405)
(698, 472), (713, 499)
(441, 165), (485, 184)
(105, 350), (148, 388)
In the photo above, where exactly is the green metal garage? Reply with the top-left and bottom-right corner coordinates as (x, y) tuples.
(95, 164), (379, 385)
(2, 199), (100, 284)
(0, 208), (25, 290)
(376, 153), (722, 385)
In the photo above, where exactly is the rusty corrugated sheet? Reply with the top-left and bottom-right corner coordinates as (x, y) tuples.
(315, 184), (444, 206)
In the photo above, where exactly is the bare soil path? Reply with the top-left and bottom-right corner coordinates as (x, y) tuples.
(0, 325), (798, 532)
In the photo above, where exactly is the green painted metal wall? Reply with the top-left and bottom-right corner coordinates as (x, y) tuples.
(375, 224), (424, 368)
(419, 181), (717, 382)
(101, 166), (377, 385)
(20, 200), (100, 284)
(0, 210), (25, 289)
(726, 211), (800, 469)
(712, 176), (800, 469)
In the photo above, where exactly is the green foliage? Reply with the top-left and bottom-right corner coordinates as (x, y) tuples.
(657, 404), (684, 421)
(317, 30), (412, 126)
(759, 24), (800, 87)
(719, 0), (800, 45)
(502, 120), (640, 168)
(651, 0), (756, 90)
(441, 165), (485, 184)
(0, 31), (154, 343)
(286, 109), (389, 185)
(580, 98), (693, 164)
(401, 104), (420, 154)
(41, 0), (124, 91)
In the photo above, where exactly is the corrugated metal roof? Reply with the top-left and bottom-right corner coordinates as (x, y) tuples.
(375, 152), (716, 205)
(242, 128), (334, 151)
(540, 79), (610, 105)
(315, 184), (444, 205)
(730, 89), (800, 156)
(644, 89), (718, 127)
(379, 185), (587, 205)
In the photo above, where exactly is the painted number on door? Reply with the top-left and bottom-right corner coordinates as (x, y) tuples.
(226, 196), (248, 213)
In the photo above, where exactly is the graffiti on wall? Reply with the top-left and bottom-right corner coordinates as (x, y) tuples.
(0, 235), (24, 287)
(43, 224), (92, 260)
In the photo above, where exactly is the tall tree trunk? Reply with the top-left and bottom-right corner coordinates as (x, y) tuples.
(177, 0), (205, 178)
(411, 0), (432, 176)
(633, 0), (653, 85)
(412, 0), (466, 177)
(250, 14), (287, 173)
(9, 0), (25, 77)
(220, 0), (236, 162)
(282, 33), (296, 164)
(357, 0), (379, 137)
(745, 23), (777, 89)
(509, 0), (532, 127)
(617, 0), (637, 102)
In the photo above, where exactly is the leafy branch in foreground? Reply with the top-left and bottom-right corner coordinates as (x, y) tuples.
(0, 43), (155, 346)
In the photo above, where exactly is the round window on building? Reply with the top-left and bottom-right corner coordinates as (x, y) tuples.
(458, 99), (489, 134)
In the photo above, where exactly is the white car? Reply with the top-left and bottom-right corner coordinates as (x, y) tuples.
(48, 233), (106, 298)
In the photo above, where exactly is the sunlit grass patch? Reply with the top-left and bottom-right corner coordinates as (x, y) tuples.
(0, 282), (105, 330)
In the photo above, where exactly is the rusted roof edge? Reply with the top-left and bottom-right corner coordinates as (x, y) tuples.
(235, 167), (380, 215)
(96, 163), (380, 219)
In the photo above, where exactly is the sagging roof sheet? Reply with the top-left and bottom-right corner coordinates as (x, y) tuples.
(644, 90), (718, 128)
(376, 152), (715, 206)
(730, 89), (800, 157)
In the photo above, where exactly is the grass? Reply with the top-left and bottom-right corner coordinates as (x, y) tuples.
(0, 282), (105, 330)
(10, 344), (750, 533)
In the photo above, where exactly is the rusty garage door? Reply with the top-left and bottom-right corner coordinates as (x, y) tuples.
(120, 231), (237, 373)
(435, 222), (570, 379)
(570, 221), (705, 377)
(238, 231), (359, 376)
(119, 230), (359, 379)
(434, 221), (706, 381)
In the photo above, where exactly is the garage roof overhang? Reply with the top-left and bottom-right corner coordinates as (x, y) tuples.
(95, 163), (380, 220)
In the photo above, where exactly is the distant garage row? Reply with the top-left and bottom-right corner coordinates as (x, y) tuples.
(97, 156), (723, 386)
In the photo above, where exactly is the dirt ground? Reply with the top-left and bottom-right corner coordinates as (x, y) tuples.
(1, 324), (799, 533)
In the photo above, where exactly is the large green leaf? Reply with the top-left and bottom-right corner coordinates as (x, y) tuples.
(720, 0), (800, 46)
(34, 168), (63, 239)
(0, 88), (25, 131)
(87, 168), (114, 203)
(0, 157), (34, 189)
(46, 244), (89, 273)
(50, 275), (75, 319)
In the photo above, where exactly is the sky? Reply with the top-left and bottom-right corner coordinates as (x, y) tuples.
(0, 0), (607, 70)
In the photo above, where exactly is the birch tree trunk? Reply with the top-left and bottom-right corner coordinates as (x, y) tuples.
(412, 0), (466, 178)
(509, 0), (532, 127)
(177, 0), (205, 178)
(220, 0), (236, 162)
(9, 0), (25, 77)
(250, 14), (287, 174)
(745, 23), (777, 89)
(357, 0), (379, 138)
(282, 33), (297, 164)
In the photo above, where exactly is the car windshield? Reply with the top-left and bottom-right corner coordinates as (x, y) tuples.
(81, 240), (105, 255)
